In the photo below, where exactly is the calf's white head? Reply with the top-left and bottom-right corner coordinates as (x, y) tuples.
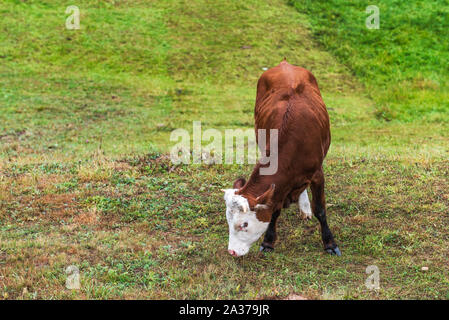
(222, 178), (275, 257)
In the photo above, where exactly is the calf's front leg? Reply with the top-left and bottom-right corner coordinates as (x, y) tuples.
(260, 209), (281, 252)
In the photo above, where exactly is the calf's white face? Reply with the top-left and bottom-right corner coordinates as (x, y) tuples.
(223, 189), (269, 257)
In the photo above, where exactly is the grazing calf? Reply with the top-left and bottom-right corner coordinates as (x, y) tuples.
(223, 60), (340, 257)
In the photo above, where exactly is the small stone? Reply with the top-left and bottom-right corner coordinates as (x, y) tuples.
(286, 293), (307, 300)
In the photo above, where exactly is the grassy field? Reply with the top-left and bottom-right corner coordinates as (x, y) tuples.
(290, 0), (449, 123)
(0, 0), (448, 299)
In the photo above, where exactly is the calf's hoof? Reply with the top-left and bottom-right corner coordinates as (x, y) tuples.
(299, 210), (312, 221)
(325, 246), (341, 256)
(259, 243), (274, 253)
(300, 209), (312, 220)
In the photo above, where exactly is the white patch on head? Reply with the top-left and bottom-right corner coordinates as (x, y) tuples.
(299, 189), (312, 220)
(223, 189), (269, 256)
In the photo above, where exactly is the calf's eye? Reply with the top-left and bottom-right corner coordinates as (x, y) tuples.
(236, 222), (249, 231)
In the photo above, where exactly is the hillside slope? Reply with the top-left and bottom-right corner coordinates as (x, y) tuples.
(290, 0), (449, 122)
(0, 0), (448, 299)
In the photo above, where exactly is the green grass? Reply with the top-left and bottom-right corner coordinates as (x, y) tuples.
(0, 0), (448, 299)
(289, 0), (449, 122)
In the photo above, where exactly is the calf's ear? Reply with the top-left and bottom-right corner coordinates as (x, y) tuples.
(221, 188), (235, 202)
(233, 177), (246, 189)
(256, 184), (275, 206)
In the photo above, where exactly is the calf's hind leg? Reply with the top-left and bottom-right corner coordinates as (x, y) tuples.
(299, 189), (312, 220)
(311, 169), (341, 256)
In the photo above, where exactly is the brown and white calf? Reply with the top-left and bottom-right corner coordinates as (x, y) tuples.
(223, 60), (340, 257)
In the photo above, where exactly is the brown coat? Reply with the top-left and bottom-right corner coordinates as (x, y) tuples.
(236, 60), (331, 222)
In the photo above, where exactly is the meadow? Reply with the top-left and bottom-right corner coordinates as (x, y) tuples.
(0, 0), (448, 299)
